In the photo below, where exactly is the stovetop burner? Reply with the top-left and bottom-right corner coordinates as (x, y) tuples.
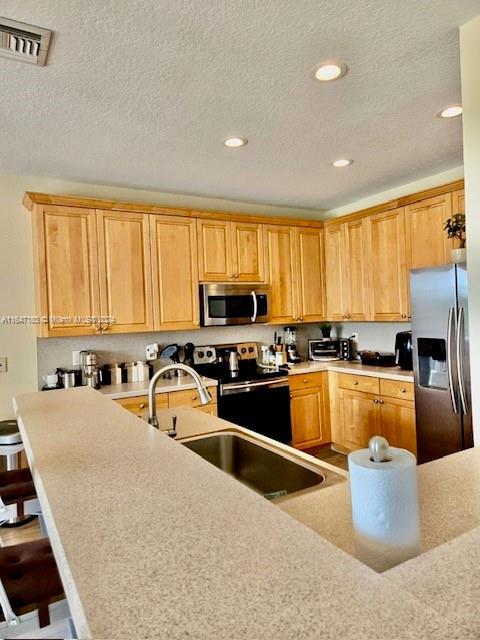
(194, 361), (287, 385)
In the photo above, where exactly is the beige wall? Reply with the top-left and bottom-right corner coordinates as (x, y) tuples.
(460, 16), (480, 443)
(324, 166), (464, 218)
(0, 174), (323, 419)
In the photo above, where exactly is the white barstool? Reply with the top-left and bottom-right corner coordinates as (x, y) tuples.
(0, 422), (34, 528)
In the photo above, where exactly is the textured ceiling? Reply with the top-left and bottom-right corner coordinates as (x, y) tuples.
(0, 0), (478, 210)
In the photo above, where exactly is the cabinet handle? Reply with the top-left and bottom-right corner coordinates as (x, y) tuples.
(303, 379), (308, 383)
(379, 399), (384, 404)
(400, 388), (406, 393)
(192, 395), (197, 401)
(373, 399), (378, 404)
(401, 314), (407, 319)
(353, 380), (358, 386)
(139, 403), (145, 409)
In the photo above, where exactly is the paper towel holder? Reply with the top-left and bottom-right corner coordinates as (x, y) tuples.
(369, 436), (392, 463)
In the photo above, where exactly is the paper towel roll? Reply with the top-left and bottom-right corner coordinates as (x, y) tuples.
(348, 442), (420, 572)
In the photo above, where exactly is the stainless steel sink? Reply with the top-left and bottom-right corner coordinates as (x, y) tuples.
(180, 431), (328, 500)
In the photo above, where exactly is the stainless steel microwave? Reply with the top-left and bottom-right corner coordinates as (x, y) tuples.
(200, 284), (270, 326)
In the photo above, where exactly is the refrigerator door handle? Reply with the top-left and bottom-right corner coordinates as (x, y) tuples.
(447, 306), (459, 414)
(456, 306), (469, 415)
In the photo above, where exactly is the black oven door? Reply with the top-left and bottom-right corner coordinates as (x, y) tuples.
(218, 379), (292, 444)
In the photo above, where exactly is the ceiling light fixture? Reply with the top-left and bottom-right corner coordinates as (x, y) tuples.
(314, 61), (348, 82)
(332, 159), (353, 168)
(224, 137), (248, 148)
(437, 105), (463, 119)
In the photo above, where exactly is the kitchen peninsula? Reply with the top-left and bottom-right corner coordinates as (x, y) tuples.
(13, 388), (480, 639)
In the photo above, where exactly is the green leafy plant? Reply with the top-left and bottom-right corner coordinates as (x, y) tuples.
(319, 322), (332, 338)
(444, 214), (466, 248)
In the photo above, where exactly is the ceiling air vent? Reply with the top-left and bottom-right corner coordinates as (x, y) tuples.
(0, 17), (52, 66)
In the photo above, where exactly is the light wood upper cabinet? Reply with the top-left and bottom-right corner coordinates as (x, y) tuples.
(324, 224), (347, 321)
(324, 219), (369, 321)
(264, 225), (297, 323)
(405, 194), (453, 269)
(97, 211), (154, 334)
(296, 228), (325, 323)
(150, 215), (199, 330)
(197, 218), (264, 282)
(32, 205), (100, 337)
(196, 219), (231, 281)
(368, 208), (409, 321)
(231, 221), (265, 282)
(452, 188), (465, 215)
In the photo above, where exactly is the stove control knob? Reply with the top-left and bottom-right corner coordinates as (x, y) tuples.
(241, 347), (247, 354)
(197, 351), (204, 359)
(248, 347), (254, 353)
(206, 350), (213, 358)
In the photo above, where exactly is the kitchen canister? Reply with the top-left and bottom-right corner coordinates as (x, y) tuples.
(348, 436), (420, 572)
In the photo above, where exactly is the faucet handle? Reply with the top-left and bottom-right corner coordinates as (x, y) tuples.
(168, 415), (177, 439)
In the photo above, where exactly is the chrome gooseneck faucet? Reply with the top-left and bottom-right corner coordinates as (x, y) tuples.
(148, 363), (212, 431)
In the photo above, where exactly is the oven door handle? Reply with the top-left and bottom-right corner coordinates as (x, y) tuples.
(250, 290), (258, 322)
(222, 378), (289, 392)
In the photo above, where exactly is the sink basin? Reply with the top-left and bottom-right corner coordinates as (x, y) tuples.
(181, 431), (326, 499)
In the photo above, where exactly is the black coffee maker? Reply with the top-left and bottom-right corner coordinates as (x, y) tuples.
(395, 331), (413, 370)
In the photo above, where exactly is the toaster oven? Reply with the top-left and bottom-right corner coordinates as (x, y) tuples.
(308, 339), (341, 361)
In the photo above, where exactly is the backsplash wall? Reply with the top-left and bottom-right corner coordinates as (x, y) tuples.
(37, 322), (410, 386)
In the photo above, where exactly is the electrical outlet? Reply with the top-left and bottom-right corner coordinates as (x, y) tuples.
(72, 351), (81, 366)
(0, 357), (7, 373)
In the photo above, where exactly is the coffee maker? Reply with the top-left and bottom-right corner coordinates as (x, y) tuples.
(79, 350), (100, 389)
(284, 326), (301, 363)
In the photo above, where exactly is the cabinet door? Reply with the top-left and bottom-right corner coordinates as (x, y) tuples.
(150, 215), (200, 330)
(115, 394), (168, 421)
(290, 386), (330, 449)
(324, 223), (348, 321)
(33, 205), (100, 336)
(296, 228), (325, 323)
(452, 188), (465, 215)
(344, 219), (370, 321)
(380, 397), (417, 456)
(338, 388), (380, 451)
(405, 194), (453, 269)
(231, 221), (265, 282)
(264, 225), (297, 323)
(97, 211), (153, 333)
(197, 219), (232, 281)
(368, 209), (409, 321)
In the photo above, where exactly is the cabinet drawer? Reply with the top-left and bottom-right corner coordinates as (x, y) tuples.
(337, 373), (379, 394)
(380, 379), (414, 401)
(168, 386), (217, 408)
(115, 394), (168, 418)
(289, 372), (325, 391)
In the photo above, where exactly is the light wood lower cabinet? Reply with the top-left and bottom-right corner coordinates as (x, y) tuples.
(331, 373), (416, 456)
(114, 388), (218, 420)
(290, 372), (330, 449)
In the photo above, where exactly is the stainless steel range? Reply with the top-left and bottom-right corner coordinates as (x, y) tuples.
(193, 342), (292, 444)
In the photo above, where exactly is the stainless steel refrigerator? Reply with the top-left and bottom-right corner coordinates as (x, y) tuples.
(411, 264), (472, 464)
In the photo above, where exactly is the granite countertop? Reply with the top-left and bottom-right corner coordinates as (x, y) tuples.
(277, 445), (480, 563)
(99, 374), (218, 399)
(12, 387), (476, 639)
(287, 360), (414, 382)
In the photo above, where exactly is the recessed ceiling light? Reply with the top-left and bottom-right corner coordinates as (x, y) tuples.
(332, 159), (353, 168)
(437, 105), (463, 119)
(224, 137), (248, 148)
(314, 61), (348, 82)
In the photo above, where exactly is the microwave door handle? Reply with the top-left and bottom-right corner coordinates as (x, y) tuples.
(447, 306), (459, 414)
(251, 290), (258, 322)
(456, 306), (469, 415)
